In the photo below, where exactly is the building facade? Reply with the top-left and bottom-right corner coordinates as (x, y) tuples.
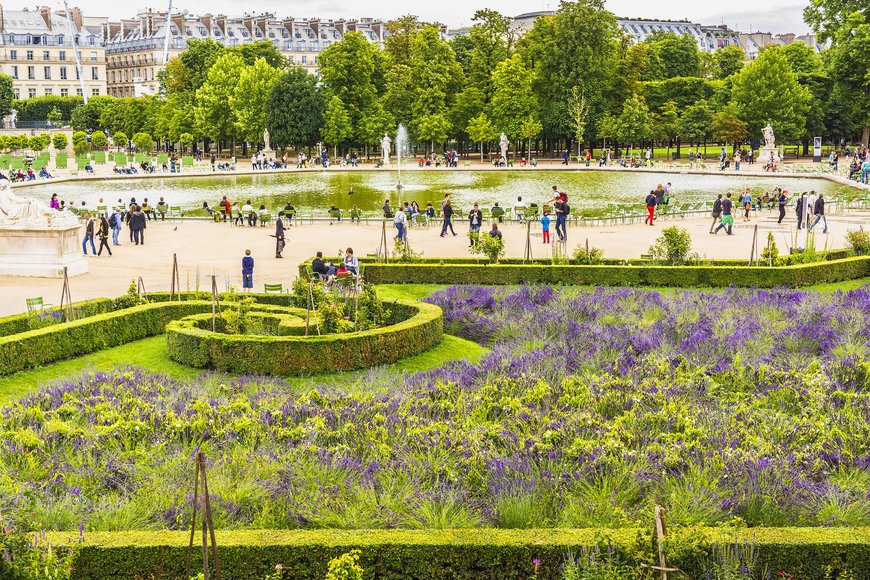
(102, 11), (386, 98)
(0, 6), (106, 100)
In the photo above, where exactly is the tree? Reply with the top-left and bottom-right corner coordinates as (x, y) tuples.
(715, 45), (745, 79)
(231, 58), (281, 145)
(132, 132), (153, 154)
(229, 41), (287, 68)
(489, 54), (537, 142)
(568, 87), (589, 157)
(653, 100), (681, 157)
(611, 43), (647, 110)
(0, 74), (12, 119)
(780, 42), (824, 75)
(322, 96), (352, 157)
(466, 112), (497, 162)
(195, 52), (245, 153)
(72, 131), (91, 157)
(362, 100), (396, 155)
(28, 133), (50, 153)
(112, 131), (128, 151)
(69, 96), (114, 132)
(679, 100), (714, 151)
(266, 67), (326, 148)
(731, 47), (811, 144)
(90, 130), (108, 148)
(46, 106), (62, 126)
(520, 116), (543, 161)
(408, 26), (465, 143)
(319, 32), (380, 145)
(71, 131), (87, 147)
(52, 133), (68, 151)
(711, 102), (749, 151)
(179, 133), (194, 153)
(643, 33), (701, 80)
(416, 113), (452, 153)
(467, 9), (512, 99)
(165, 39), (226, 96)
(450, 86), (486, 142)
(615, 93), (651, 152)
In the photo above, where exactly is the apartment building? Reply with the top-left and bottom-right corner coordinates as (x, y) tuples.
(102, 10), (386, 97)
(0, 5), (107, 100)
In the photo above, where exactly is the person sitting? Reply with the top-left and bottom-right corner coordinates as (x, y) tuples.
(491, 202), (505, 223)
(242, 200), (256, 226)
(349, 204), (362, 223)
(343, 247), (358, 275)
(383, 199), (394, 218)
(26, 167), (36, 180)
(425, 202), (436, 218)
(156, 197), (168, 220)
(489, 222), (503, 240)
(202, 201), (215, 216)
(140, 199), (154, 220)
(312, 251), (331, 281)
(328, 204), (342, 222)
(282, 202), (296, 225)
(39, 167), (53, 179)
(514, 196), (526, 223)
(258, 204), (269, 225)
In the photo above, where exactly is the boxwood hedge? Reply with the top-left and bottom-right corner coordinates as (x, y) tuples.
(165, 300), (443, 375)
(359, 257), (870, 287)
(46, 528), (870, 580)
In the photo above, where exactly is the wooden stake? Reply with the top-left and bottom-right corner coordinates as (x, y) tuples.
(748, 224), (758, 266)
(210, 275), (222, 332)
(170, 253), (181, 301)
(59, 266), (74, 322)
(523, 219), (533, 263)
(137, 277), (147, 300)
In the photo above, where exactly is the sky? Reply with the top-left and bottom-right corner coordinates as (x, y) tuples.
(57, 0), (813, 35)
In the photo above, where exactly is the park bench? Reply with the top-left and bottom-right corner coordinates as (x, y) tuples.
(26, 297), (53, 313)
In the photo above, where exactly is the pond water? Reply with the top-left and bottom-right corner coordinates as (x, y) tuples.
(19, 169), (850, 214)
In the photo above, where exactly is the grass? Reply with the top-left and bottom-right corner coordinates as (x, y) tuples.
(0, 334), (487, 404)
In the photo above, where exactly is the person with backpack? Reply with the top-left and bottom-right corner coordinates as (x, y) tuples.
(777, 189), (789, 224)
(796, 192), (806, 229)
(713, 192), (735, 235)
(440, 199), (456, 237)
(109, 208), (122, 246)
(709, 194), (722, 234)
(97, 215), (112, 257)
(644, 190), (657, 226)
(82, 213), (97, 255)
(809, 193), (827, 233)
(554, 197), (569, 241)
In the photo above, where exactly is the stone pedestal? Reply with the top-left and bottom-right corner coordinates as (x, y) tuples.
(261, 148), (276, 160)
(0, 225), (87, 277)
(758, 147), (780, 163)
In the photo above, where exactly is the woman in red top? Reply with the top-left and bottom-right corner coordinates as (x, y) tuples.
(220, 196), (232, 222)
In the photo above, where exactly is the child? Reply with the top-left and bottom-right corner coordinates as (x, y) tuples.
(242, 249), (254, 294)
(541, 211), (551, 244)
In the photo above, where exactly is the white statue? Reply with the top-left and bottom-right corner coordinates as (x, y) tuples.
(2, 109), (17, 129)
(762, 124), (775, 149)
(499, 133), (509, 162)
(0, 184), (78, 228)
(381, 132), (391, 166)
(263, 127), (271, 151)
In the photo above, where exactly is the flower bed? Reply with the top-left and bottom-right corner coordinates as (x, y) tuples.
(165, 299), (443, 374)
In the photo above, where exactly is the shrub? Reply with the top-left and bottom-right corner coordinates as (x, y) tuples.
(71, 131), (87, 146)
(648, 226), (693, 263)
(72, 139), (91, 157)
(52, 133), (68, 151)
(470, 232), (505, 264)
(90, 130), (107, 148)
(131, 132), (153, 154)
(846, 229), (870, 256)
(179, 132), (194, 153)
(112, 131), (128, 151)
(760, 232), (780, 266)
(572, 244), (605, 265)
(325, 550), (364, 580)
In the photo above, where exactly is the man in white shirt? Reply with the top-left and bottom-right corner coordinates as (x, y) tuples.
(394, 206), (407, 240)
(514, 196), (526, 223)
(805, 191), (817, 228)
(241, 200), (255, 226)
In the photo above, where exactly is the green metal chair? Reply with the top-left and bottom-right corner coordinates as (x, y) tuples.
(26, 297), (52, 312)
(263, 283), (284, 293)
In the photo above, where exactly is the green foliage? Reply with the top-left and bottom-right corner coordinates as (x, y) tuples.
(846, 229), (870, 256)
(711, 102), (748, 146)
(71, 131), (87, 146)
(131, 132), (153, 154)
(465, 112), (497, 146)
(731, 47), (812, 143)
(1, 530), (73, 580)
(52, 133), (68, 151)
(90, 131), (107, 149)
(319, 31), (379, 144)
(356, 284), (391, 331)
(178, 133), (194, 152)
(573, 245), (605, 265)
(111, 131), (128, 150)
(324, 550), (364, 580)
(46, 106), (62, 124)
(637, 77), (721, 114)
(489, 54), (538, 140)
(680, 100), (714, 145)
(72, 139), (91, 158)
(229, 40), (287, 69)
(12, 96), (82, 122)
(195, 52), (245, 147)
(615, 93), (651, 147)
(648, 226), (693, 263)
(760, 233), (781, 266)
(322, 96), (353, 149)
(469, 231), (505, 264)
(231, 58), (281, 144)
(642, 32), (701, 80)
(415, 113), (451, 148)
(27, 133), (51, 152)
(0, 74), (14, 118)
(69, 96), (114, 132)
(266, 68), (325, 147)
(715, 45), (746, 79)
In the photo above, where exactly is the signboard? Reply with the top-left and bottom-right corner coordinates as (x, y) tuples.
(813, 136), (822, 162)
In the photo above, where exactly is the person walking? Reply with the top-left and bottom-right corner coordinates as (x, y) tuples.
(644, 190), (657, 226)
(809, 193), (827, 233)
(97, 215), (112, 256)
(741, 190), (753, 222)
(110, 208), (122, 246)
(713, 192), (735, 235)
(585, 149), (591, 167)
(562, 150), (569, 165)
(274, 212), (286, 258)
(468, 203), (483, 246)
(440, 199), (456, 237)
(394, 206), (407, 241)
(541, 211), (551, 244)
(82, 213), (97, 255)
(241, 249), (254, 294)
(554, 197), (568, 241)
(709, 194), (722, 234)
(130, 205), (146, 245)
(777, 189), (788, 224)
(796, 192), (806, 230)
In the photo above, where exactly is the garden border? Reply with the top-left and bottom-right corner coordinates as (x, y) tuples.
(352, 256), (870, 287)
(46, 528), (870, 580)
(165, 299), (443, 375)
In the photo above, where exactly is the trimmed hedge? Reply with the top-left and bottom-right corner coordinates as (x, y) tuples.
(0, 298), (115, 338)
(166, 300), (443, 375)
(45, 528), (870, 580)
(0, 301), (214, 376)
(360, 257), (870, 288)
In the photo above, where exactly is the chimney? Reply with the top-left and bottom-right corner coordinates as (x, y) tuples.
(309, 18), (319, 37)
(171, 13), (185, 37)
(216, 15), (227, 36)
(200, 14), (212, 36)
(0, 6), (4, 34)
(282, 17), (294, 37)
(39, 6), (51, 30)
(71, 6), (83, 31)
(335, 19), (345, 35)
(371, 21), (384, 41)
(243, 15), (254, 36)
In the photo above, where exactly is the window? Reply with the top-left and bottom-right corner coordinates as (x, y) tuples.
(43, 50), (50, 60)
(59, 50), (66, 61)
(44, 66), (51, 79)
(60, 88), (68, 96)
(92, 88), (100, 96)
(88, 36), (95, 46)
(111, 71), (115, 82)
(91, 66), (98, 80)
(301, 55), (307, 64)
(44, 88), (52, 95)
(90, 51), (97, 62)
(13, 89), (19, 99)
(27, 66), (35, 79)
(10, 66), (18, 79)
(10, 50), (16, 60)
(26, 50), (34, 60)
(288, 55), (294, 64)
(76, 88), (83, 96)
(60, 66), (67, 79)
(28, 88), (37, 98)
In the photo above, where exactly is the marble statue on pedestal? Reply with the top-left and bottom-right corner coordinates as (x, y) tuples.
(0, 184), (78, 228)
(381, 133), (391, 166)
(499, 133), (509, 162)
